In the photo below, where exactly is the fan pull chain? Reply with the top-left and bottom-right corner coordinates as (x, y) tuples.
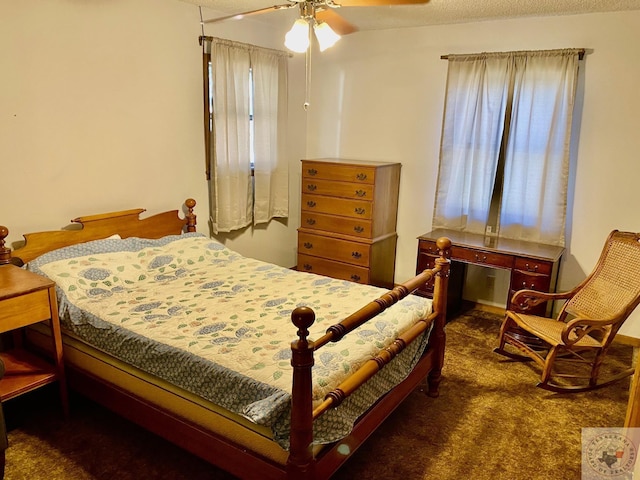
(304, 22), (312, 111)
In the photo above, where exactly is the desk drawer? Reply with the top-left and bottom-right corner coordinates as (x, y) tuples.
(513, 257), (553, 275)
(418, 240), (439, 256)
(298, 232), (370, 267)
(509, 270), (552, 293)
(453, 247), (513, 269)
(297, 254), (369, 284)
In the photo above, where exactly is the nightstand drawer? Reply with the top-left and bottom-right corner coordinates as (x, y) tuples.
(298, 232), (370, 267)
(0, 289), (51, 331)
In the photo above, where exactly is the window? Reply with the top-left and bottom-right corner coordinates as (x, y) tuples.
(433, 49), (582, 246)
(200, 36), (289, 234)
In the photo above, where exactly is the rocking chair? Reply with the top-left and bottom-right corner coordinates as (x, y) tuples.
(494, 230), (640, 393)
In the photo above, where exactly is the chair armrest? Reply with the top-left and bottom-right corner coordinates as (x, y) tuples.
(561, 317), (617, 346)
(510, 289), (573, 312)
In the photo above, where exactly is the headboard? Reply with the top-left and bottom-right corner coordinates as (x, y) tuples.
(0, 198), (197, 266)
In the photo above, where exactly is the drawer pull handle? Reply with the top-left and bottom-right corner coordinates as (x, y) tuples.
(307, 184), (317, 192)
(352, 252), (362, 259)
(307, 201), (316, 208)
(303, 264), (313, 271)
(303, 242), (313, 249)
(308, 168), (318, 176)
(350, 274), (361, 282)
(525, 263), (539, 272)
(521, 282), (536, 289)
(353, 226), (364, 233)
(355, 190), (366, 197)
(475, 254), (488, 262)
(356, 173), (367, 181)
(354, 207), (366, 215)
(306, 218), (316, 225)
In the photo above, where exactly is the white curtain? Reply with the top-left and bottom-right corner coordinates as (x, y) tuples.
(499, 51), (579, 245)
(207, 38), (289, 234)
(251, 49), (289, 224)
(433, 49), (581, 246)
(211, 41), (252, 233)
(433, 54), (512, 235)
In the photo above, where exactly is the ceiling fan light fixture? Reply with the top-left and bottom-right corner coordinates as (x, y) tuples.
(313, 21), (341, 51)
(285, 19), (310, 53)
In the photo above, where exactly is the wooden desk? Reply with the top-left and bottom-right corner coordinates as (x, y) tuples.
(416, 229), (565, 316)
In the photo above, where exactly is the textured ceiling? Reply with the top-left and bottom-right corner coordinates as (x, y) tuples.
(186, 0), (640, 30)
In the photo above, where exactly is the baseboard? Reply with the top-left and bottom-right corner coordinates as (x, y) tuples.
(469, 302), (505, 316)
(615, 334), (640, 348)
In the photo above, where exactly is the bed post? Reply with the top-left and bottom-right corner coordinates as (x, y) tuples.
(0, 226), (9, 265)
(426, 237), (451, 397)
(184, 198), (197, 232)
(287, 306), (316, 480)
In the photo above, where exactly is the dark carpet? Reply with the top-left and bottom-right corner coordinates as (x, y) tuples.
(3, 309), (633, 479)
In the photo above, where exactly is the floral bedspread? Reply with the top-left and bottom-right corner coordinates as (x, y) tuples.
(28, 233), (433, 447)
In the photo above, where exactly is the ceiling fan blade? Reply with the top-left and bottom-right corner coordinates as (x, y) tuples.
(335, 0), (429, 6)
(316, 9), (359, 35)
(203, 4), (295, 24)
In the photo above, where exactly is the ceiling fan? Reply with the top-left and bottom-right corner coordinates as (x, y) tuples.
(203, 0), (430, 52)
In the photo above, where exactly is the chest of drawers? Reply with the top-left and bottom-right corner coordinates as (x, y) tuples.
(297, 159), (401, 288)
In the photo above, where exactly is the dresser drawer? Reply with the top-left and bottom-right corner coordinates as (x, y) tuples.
(298, 232), (370, 266)
(301, 178), (374, 200)
(297, 254), (370, 284)
(301, 212), (372, 238)
(453, 247), (514, 269)
(302, 162), (376, 184)
(301, 194), (372, 220)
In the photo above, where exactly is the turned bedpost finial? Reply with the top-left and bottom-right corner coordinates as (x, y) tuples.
(184, 198), (197, 232)
(0, 226), (10, 265)
(436, 237), (452, 258)
(291, 306), (315, 342)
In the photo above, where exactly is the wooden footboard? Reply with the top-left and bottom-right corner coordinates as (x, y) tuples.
(288, 237), (451, 479)
(1, 200), (451, 480)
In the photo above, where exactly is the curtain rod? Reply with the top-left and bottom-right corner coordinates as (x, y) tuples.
(199, 35), (292, 58)
(441, 48), (586, 60)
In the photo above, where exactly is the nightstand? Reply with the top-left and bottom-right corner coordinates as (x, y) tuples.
(0, 264), (68, 416)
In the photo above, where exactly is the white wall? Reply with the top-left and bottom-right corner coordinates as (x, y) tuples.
(2, 0), (205, 245)
(304, 12), (640, 336)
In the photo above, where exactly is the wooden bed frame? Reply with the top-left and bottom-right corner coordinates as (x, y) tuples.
(0, 198), (451, 480)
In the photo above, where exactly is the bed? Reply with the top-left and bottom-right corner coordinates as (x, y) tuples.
(0, 198), (451, 480)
